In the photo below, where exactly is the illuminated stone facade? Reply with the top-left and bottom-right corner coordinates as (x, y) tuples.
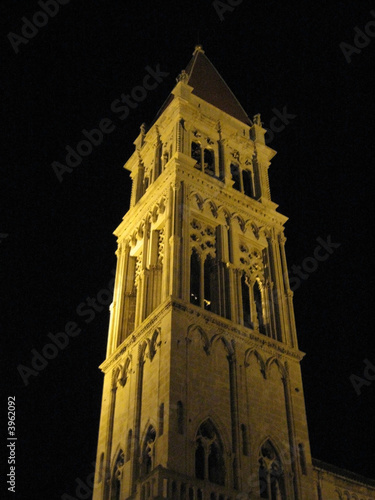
(92, 47), (375, 500)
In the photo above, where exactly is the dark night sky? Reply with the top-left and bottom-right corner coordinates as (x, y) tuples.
(1, 1), (374, 498)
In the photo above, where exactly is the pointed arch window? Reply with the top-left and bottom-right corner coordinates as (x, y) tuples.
(191, 142), (202, 170)
(258, 441), (286, 500)
(204, 148), (215, 176)
(195, 440), (205, 480)
(254, 281), (265, 334)
(111, 450), (124, 500)
(190, 249), (201, 306)
(230, 163), (241, 191)
(141, 426), (156, 476)
(242, 169), (254, 197)
(204, 254), (215, 311)
(195, 420), (225, 486)
(241, 274), (251, 328)
(230, 161), (256, 198)
(191, 250), (219, 313)
(191, 141), (216, 176)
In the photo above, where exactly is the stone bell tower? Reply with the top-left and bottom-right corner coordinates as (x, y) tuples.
(92, 45), (317, 500)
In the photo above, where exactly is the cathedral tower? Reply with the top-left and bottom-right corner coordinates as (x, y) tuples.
(93, 46), (317, 500)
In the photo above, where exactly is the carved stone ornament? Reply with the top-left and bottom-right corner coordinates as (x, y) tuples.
(176, 69), (189, 84)
(253, 113), (263, 126)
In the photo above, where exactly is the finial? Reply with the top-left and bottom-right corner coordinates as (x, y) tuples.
(253, 114), (263, 127)
(176, 69), (189, 84)
(193, 44), (204, 55)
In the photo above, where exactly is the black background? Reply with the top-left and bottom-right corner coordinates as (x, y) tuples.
(1, 1), (374, 498)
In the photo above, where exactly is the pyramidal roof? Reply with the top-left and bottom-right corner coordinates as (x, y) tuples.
(185, 45), (252, 125)
(155, 46), (252, 126)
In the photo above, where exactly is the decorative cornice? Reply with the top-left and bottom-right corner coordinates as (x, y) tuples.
(99, 295), (304, 375)
(99, 299), (173, 373)
(171, 299), (304, 362)
(114, 170), (173, 241)
(175, 163), (287, 229)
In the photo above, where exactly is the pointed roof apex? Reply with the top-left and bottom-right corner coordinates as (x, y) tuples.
(184, 48), (251, 126)
(154, 48), (252, 126)
(193, 44), (205, 55)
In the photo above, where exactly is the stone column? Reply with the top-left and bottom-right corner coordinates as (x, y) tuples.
(103, 371), (118, 500)
(282, 365), (301, 500)
(228, 352), (241, 490)
(279, 234), (298, 348)
(169, 181), (183, 298)
(131, 349), (146, 492)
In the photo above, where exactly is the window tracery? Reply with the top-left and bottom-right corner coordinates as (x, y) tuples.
(238, 244), (267, 333)
(258, 441), (286, 500)
(229, 153), (255, 199)
(190, 219), (217, 311)
(141, 426), (156, 477)
(191, 132), (217, 177)
(195, 420), (225, 486)
(111, 450), (125, 500)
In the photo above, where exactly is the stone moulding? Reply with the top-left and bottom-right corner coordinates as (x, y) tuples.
(99, 298), (173, 373)
(172, 298), (304, 362)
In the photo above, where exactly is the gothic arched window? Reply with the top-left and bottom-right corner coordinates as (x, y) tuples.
(242, 169), (254, 198)
(111, 450), (124, 500)
(254, 281), (265, 334)
(141, 426), (156, 476)
(195, 420), (225, 486)
(204, 148), (215, 176)
(241, 274), (251, 328)
(258, 441), (286, 500)
(191, 142), (202, 170)
(230, 163), (241, 191)
(204, 254), (215, 311)
(195, 439), (205, 480)
(190, 249), (201, 306)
